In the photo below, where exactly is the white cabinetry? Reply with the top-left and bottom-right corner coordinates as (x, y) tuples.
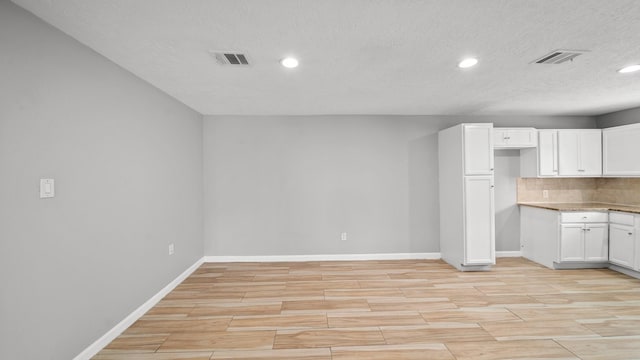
(464, 176), (495, 265)
(521, 129), (602, 178)
(558, 130), (602, 176)
(464, 124), (494, 175)
(521, 130), (558, 177)
(493, 128), (537, 149)
(520, 207), (608, 269)
(609, 224), (635, 268)
(609, 212), (636, 269)
(559, 214), (608, 263)
(439, 123), (495, 271)
(560, 224), (584, 262)
(584, 224), (609, 262)
(603, 123), (640, 177)
(538, 130), (559, 177)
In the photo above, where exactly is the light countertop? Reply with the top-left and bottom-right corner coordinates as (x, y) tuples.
(518, 202), (640, 214)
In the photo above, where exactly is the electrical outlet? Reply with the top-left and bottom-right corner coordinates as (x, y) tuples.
(542, 190), (549, 199)
(341, 232), (347, 241)
(168, 243), (175, 255)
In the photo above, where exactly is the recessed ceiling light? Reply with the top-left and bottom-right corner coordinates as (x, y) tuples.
(618, 64), (640, 73)
(458, 58), (478, 68)
(280, 57), (299, 68)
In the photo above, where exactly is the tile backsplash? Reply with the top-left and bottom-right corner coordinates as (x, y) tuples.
(517, 178), (640, 206)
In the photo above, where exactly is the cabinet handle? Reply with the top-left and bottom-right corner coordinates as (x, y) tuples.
(629, 232), (634, 235)
(585, 228), (591, 231)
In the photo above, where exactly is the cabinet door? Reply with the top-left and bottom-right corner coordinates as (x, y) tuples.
(558, 131), (580, 176)
(558, 130), (602, 176)
(609, 224), (635, 268)
(538, 130), (558, 176)
(603, 124), (640, 176)
(507, 129), (537, 148)
(584, 224), (608, 261)
(464, 124), (494, 175)
(493, 129), (508, 148)
(463, 176), (495, 265)
(494, 128), (537, 149)
(580, 131), (602, 176)
(560, 224), (584, 262)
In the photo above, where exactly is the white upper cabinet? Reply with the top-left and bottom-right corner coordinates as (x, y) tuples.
(558, 130), (602, 176)
(538, 130), (559, 177)
(520, 130), (558, 177)
(493, 128), (537, 149)
(603, 123), (640, 177)
(463, 124), (494, 175)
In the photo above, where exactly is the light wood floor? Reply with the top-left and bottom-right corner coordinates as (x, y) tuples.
(93, 257), (640, 360)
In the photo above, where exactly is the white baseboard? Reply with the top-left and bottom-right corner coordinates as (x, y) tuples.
(73, 249), (521, 359)
(73, 257), (204, 360)
(204, 252), (442, 262)
(496, 251), (523, 257)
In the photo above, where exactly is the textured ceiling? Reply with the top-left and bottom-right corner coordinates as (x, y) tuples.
(12, 0), (640, 116)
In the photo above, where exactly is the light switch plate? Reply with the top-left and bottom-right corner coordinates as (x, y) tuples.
(40, 179), (55, 198)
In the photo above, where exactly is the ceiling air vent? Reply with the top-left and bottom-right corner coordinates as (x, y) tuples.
(532, 49), (589, 64)
(210, 51), (250, 66)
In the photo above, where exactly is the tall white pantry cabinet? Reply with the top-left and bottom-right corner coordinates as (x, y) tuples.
(438, 123), (496, 271)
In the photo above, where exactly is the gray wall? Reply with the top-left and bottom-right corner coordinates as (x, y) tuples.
(596, 106), (640, 128)
(0, 2), (203, 359)
(494, 150), (521, 251)
(203, 115), (594, 256)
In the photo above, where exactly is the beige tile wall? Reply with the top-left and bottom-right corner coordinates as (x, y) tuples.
(595, 178), (640, 205)
(517, 178), (640, 206)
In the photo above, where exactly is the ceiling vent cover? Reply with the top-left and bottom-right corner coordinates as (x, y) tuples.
(533, 49), (589, 64)
(210, 51), (250, 66)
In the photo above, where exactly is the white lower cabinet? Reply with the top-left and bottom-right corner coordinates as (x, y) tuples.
(584, 224), (609, 262)
(560, 223), (608, 263)
(560, 224), (584, 262)
(609, 212), (637, 270)
(522, 207), (640, 275)
(609, 223), (635, 268)
(521, 207), (609, 269)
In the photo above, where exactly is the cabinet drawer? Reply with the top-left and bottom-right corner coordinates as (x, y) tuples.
(610, 212), (635, 226)
(561, 212), (608, 223)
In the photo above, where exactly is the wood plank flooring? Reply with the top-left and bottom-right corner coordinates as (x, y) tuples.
(93, 258), (640, 360)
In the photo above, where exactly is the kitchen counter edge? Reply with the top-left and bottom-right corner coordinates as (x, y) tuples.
(518, 202), (640, 214)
